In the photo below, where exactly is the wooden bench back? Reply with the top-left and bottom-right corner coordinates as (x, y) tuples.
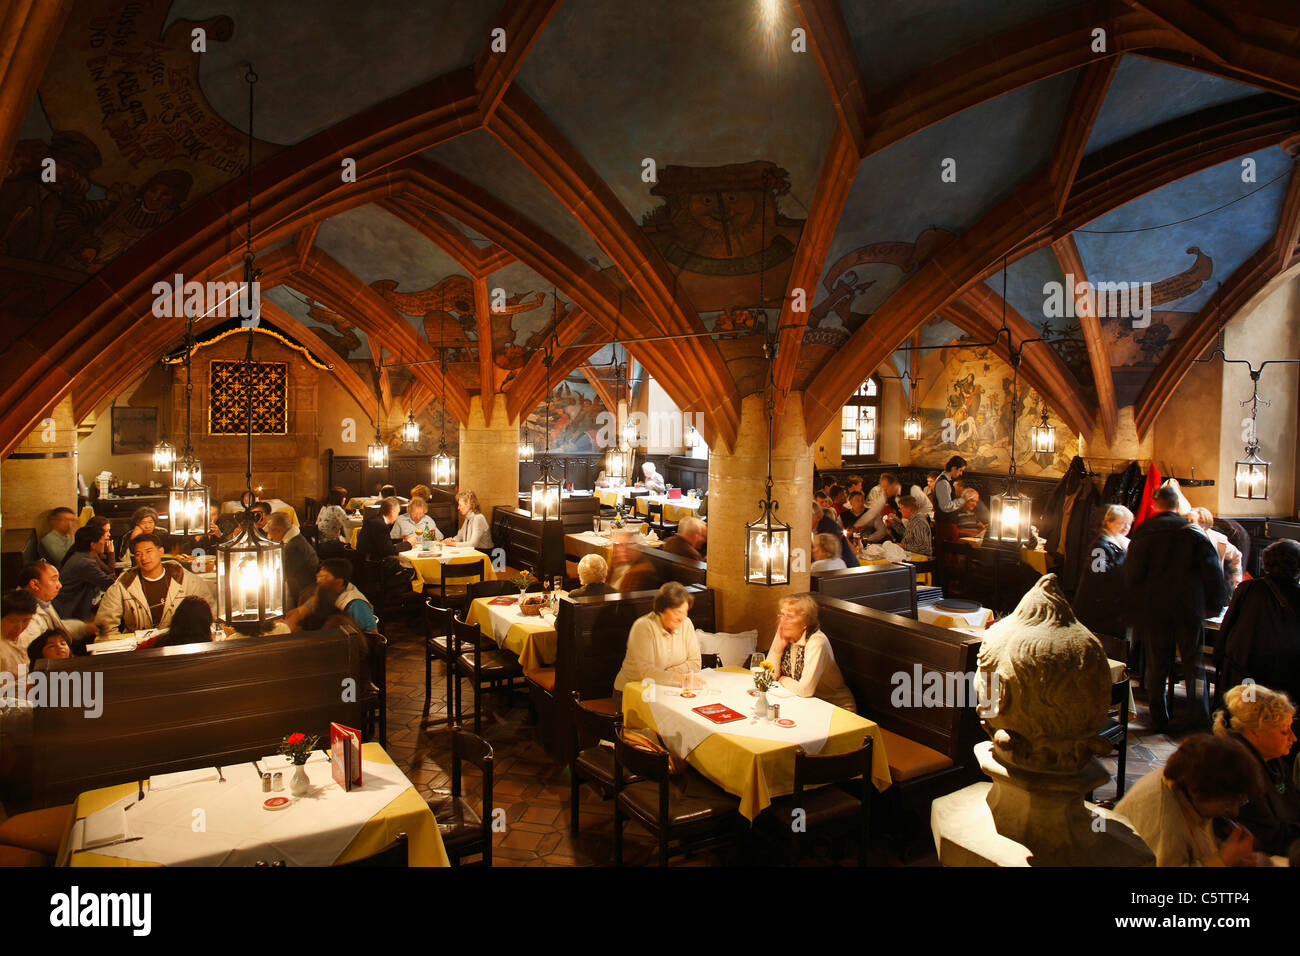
(32, 629), (367, 806)
(555, 586), (716, 701)
(633, 543), (707, 587)
(811, 562), (917, 618)
(813, 594), (982, 763)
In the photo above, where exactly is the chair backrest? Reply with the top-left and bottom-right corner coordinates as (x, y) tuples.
(647, 501), (664, 521)
(570, 691), (622, 752)
(423, 599), (455, 638)
(338, 832), (408, 867)
(794, 736), (873, 790)
(614, 733), (670, 787)
(700, 652), (723, 670)
(450, 616), (482, 657)
(632, 542), (705, 586)
(451, 729), (495, 835)
(440, 562), (486, 588)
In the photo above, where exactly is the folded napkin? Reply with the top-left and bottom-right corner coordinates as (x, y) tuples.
(87, 637), (138, 655)
(149, 767), (221, 791)
(82, 803), (129, 849)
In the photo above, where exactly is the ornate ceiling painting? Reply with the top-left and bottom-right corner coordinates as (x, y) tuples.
(3, 0), (1299, 459)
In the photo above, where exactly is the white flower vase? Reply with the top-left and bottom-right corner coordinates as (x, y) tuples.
(753, 689), (768, 718)
(290, 763), (310, 796)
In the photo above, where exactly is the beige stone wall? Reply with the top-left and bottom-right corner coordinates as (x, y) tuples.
(458, 395), (519, 518)
(706, 391), (814, 646)
(1152, 360), (1223, 513)
(1, 397), (78, 537)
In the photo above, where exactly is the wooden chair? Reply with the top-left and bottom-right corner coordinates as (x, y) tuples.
(568, 691), (630, 835)
(337, 832), (408, 867)
(433, 560), (486, 614)
(1092, 677), (1131, 802)
(452, 617), (523, 735)
(645, 500), (677, 538)
(699, 652), (723, 669)
(757, 737), (874, 865)
(426, 730), (495, 866)
(360, 630), (388, 748)
(612, 734), (742, 866)
(421, 600), (491, 722)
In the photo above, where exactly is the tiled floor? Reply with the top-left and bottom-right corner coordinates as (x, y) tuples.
(378, 608), (1184, 866)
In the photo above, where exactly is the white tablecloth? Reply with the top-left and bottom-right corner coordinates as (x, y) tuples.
(643, 670), (835, 759)
(479, 598), (558, 643)
(69, 757), (416, 867)
(918, 604), (994, 629)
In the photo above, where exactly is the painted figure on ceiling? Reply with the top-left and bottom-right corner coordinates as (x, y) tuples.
(54, 168), (192, 269)
(0, 131), (101, 263)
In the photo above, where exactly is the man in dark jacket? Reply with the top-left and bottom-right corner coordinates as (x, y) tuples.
(1214, 539), (1300, 707)
(356, 498), (416, 600)
(1124, 486), (1229, 731)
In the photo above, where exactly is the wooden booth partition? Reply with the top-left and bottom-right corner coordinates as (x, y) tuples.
(529, 586), (716, 764)
(811, 562), (918, 618)
(31, 629), (370, 807)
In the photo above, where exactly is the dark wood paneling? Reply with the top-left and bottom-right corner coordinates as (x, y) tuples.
(814, 594), (983, 768)
(32, 628), (368, 806)
(812, 562), (917, 618)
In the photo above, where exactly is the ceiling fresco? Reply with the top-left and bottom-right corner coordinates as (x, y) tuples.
(6, 0), (1299, 454)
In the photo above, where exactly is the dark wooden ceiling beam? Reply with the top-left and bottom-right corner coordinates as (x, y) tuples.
(1052, 235), (1119, 443)
(792, 0), (871, 155)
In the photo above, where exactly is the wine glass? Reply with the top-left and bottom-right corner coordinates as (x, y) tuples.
(748, 652), (766, 695)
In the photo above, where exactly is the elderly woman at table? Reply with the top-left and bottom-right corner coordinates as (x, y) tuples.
(571, 553), (612, 597)
(765, 594), (856, 712)
(453, 490), (494, 550)
(1212, 683), (1300, 856)
(611, 581), (701, 701)
(392, 495), (442, 544)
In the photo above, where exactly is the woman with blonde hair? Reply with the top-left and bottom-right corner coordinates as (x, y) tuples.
(765, 593), (856, 712)
(1071, 504), (1133, 647)
(453, 489), (493, 550)
(1212, 683), (1300, 856)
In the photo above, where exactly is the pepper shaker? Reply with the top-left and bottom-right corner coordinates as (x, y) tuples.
(272, 771), (284, 792)
(261, 773), (271, 793)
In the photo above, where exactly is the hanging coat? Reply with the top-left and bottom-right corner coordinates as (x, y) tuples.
(1133, 463), (1163, 526)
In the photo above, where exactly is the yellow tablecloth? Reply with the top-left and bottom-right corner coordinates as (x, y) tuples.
(61, 743), (448, 867)
(596, 487), (636, 508)
(401, 547), (495, 587)
(349, 524), (362, 548)
(958, 536), (1049, 574)
(621, 669), (892, 821)
(273, 505), (299, 527)
(469, 597), (556, 671)
(634, 494), (703, 523)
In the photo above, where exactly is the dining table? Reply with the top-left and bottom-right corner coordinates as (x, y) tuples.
(633, 493), (704, 523)
(621, 667), (892, 821)
(399, 545), (495, 588)
(564, 530), (664, 563)
(469, 595), (558, 671)
(58, 743), (448, 867)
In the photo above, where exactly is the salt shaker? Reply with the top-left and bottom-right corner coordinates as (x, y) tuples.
(261, 772), (271, 793)
(272, 771), (284, 792)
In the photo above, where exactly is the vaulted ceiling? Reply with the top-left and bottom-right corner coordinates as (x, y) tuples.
(2, 0), (1299, 458)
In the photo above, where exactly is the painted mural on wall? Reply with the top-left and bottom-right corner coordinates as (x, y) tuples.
(524, 378), (606, 455)
(907, 335), (1077, 477)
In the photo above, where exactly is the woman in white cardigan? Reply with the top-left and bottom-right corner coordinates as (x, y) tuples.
(453, 489), (494, 550)
(611, 582), (701, 700)
(765, 593), (856, 712)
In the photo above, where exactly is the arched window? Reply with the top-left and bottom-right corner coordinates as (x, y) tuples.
(840, 375), (881, 462)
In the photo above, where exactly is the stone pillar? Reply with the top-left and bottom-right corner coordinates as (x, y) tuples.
(458, 394), (519, 517)
(2, 397), (78, 572)
(706, 391), (814, 646)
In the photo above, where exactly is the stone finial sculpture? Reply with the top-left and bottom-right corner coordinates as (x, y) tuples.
(929, 573), (1153, 865)
(976, 574), (1113, 774)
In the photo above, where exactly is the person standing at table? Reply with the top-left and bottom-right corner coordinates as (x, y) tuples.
(1124, 485), (1228, 732)
(933, 456), (966, 539)
(94, 534), (214, 639)
(765, 593), (856, 712)
(392, 495), (441, 544)
(452, 490), (494, 550)
(611, 582), (701, 702)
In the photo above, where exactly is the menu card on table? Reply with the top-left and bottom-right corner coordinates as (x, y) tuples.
(692, 703), (746, 724)
(330, 722), (362, 791)
(488, 597), (516, 606)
